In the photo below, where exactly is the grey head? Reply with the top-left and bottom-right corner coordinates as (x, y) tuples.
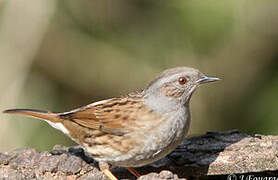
(143, 67), (220, 114)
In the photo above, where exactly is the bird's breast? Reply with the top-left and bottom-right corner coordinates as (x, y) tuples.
(123, 106), (191, 167)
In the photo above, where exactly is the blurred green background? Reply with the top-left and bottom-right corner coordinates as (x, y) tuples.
(0, 0), (278, 152)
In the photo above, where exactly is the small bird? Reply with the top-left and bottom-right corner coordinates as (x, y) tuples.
(3, 67), (220, 180)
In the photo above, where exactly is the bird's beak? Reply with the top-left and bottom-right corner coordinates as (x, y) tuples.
(197, 76), (221, 84)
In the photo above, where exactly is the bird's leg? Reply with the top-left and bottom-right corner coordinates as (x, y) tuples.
(127, 167), (141, 178)
(99, 162), (118, 180)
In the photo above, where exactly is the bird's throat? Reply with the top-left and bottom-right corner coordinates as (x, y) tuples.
(143, 94), (186, 115)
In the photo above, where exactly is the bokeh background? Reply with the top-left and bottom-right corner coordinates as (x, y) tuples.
(0, 0), (278, 152)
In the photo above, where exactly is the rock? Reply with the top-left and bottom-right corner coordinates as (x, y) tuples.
(138, 171), (185, 180)
(0, 130), (278, 179)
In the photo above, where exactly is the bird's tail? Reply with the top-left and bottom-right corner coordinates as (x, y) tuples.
(3, 109), (61, 123)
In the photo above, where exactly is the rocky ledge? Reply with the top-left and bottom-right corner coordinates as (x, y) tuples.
(1, 130), (278, 180)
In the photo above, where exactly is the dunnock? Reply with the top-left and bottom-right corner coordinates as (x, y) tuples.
(3, 67), (220, 180)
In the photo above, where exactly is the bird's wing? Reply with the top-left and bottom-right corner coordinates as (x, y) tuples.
(59, 94), (158, 135)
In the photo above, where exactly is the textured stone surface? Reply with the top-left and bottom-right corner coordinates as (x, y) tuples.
(138, 171), (185, 180)
(0, 130), (278, 179)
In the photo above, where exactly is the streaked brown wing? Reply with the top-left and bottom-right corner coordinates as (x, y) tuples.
(59, 105), (102, 128)
(59, 92), (155, 135)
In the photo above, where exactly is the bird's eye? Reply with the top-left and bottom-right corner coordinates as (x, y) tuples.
(178, 77), (187, 85)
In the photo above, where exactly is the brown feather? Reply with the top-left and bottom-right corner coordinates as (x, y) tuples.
(3, 92), (161, 143)
(3, 109), (61, 123)
(58, 92), (160, 136)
